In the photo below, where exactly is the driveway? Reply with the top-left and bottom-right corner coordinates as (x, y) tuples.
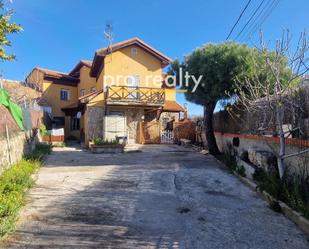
(2, 145), (309, 249)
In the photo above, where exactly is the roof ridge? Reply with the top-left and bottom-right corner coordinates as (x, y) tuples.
(35, 67), (69, 76)
(95, 37), (172, 62)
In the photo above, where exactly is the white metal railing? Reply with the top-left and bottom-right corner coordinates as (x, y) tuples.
(161, 130), (174, 144)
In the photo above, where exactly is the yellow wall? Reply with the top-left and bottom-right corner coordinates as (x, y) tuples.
(96, 44), (176, 101)
(97, 45), (162, 89)
(42, 81), (78, 117)
(78, 66), (97, 97)
(87, 92), (104, 107)
(165, 89), (176, 101)
(26, 43), (176, 143)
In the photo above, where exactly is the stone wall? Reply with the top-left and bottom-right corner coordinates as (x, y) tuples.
(160, 112), (179, 130)
(86, 106), (104, 141)
(0, 132), (26, 175)
(126, 109), (144, 143)
(214, 132), (309, 176)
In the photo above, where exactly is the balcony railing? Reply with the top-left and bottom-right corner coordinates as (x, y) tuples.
(105, 86), (165, 105)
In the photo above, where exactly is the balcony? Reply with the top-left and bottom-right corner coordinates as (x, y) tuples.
(105, 86), (165, 106)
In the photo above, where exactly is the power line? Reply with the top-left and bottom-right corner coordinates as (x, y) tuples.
(234, 0), (266, 40)
(239, 0), (274, 41)
(242, 0), (281, 42)
(226, 0), (253, 40)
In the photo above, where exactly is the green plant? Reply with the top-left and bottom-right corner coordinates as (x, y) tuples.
(0, 0), (22, 61)
(0, 143), (51, 239)
(253, 168), (309, 219)
(236, 165), (246, 177)
(24, 144), (51, 161)
(222, 152), (238, 171)
(93, 138), (119, 145)
(39, 124), (48, 136)
(221, 151), (246, 177)
(52, 142), (66, 148)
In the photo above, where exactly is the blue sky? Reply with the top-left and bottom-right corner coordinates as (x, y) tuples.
(1, 0), (309, 116)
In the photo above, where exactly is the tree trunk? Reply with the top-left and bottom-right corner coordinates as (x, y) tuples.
(276, 106), (286, 178)
(203, 102), (221, 155)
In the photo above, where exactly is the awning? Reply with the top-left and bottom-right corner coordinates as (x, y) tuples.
(162, 100), (185, 112)
(61, 102), (85, 116)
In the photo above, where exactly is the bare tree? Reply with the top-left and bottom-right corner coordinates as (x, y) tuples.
(234, 31), (309, 178)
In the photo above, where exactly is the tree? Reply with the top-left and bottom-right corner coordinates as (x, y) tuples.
(170, 43), (256, 154)
(0, 0), (22, 60)
(235, 31), (309, 178)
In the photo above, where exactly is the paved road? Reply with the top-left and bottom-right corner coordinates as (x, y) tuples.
(2, 145), (309, 249)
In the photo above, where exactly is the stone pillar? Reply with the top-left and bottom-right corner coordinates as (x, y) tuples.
(126, 108), (144, 144)
(86, 106), (104, 143)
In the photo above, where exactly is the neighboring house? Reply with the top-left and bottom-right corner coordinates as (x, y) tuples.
(1, 79), (41, 104)
(0, 79), (44, 132)
(25, 37), (185, 145)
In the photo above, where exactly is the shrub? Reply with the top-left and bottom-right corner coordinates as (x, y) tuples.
(39, 124), (49, 136)
(222, 152), (237, 171)
(236, 165), (246, 177)
(93, 138), (119, 145)
(0, 143), (51, 239)
(253, 168), (309, 219)
(222, 151), (246, 177)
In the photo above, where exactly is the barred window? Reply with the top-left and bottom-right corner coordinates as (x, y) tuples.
(60, 89), (70, 101)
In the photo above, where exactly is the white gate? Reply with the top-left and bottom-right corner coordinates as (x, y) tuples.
(161, 130), (174, 144)
(104, 113), (126, 141)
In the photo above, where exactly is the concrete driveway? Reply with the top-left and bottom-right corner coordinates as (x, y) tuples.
(2, 145), (309, 249)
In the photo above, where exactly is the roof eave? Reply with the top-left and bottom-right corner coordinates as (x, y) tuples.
(90, 53), (104, 77)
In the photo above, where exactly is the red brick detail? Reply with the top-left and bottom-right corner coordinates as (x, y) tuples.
(42, 135), (64, 142)
(214, 132), (309, 148)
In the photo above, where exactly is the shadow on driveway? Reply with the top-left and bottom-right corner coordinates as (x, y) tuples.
(2, 145), (309, 249)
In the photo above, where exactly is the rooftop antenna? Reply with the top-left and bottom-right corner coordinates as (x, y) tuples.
(103, 22), (113, 93)
(104, 23), (114, 54)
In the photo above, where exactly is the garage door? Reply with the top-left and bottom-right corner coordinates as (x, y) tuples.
(104, 112), (126, 141)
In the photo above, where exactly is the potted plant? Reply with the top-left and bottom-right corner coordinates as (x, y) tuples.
(89, 137), (124, 153)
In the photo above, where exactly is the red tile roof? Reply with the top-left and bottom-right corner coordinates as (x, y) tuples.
(35, 67), (69, 78)
(34, 67), (79, 84)
(96, 37), (172, 63)
(78, 90), (103, 101)
(69, 60), (93, 76)
(163, 101), (185, 112)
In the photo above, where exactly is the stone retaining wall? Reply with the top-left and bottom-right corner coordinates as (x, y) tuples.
(214, 132), (309, 176)
(0, 132), (26, 175)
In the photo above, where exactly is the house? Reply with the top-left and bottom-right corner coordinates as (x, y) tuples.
(25, 37), (185, 145)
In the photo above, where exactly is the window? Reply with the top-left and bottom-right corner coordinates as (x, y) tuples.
(70, 117), (80, 130)
(90, 87), (96, 93)
(80, 89), (85, 97)
(131, 47), (138, 56)
(60, 89), (70, 101)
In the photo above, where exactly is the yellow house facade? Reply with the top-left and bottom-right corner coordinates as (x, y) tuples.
(26, 38), (185, 145)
